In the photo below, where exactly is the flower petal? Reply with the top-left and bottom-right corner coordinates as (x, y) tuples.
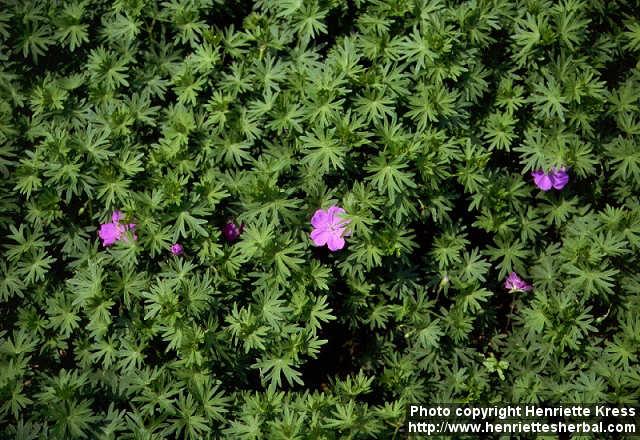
(99, 223), (121, 246)
(327, 205), (348, 228)
(504, 272), (532, 292)
(310, 228), (330, 246)
(550, 169), (569, 190)
(310, 209), (329, 228)
(327, 233), (345, 251)
(327, 205), (345, 217)
(532, 170), (553, 191)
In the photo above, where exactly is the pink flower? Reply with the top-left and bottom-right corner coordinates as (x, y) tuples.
(531, 167), (569, 191)
(98, 211), (136, 247)
(310, 205), (350, 251)
(504, 272), (532, 292)
(170, 243), (183, 255)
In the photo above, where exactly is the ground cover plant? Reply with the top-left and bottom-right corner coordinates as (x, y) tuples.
(1, 0), (640, 438)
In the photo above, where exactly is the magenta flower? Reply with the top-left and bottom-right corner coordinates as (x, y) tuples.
(504, 272), (532, 292)
(550, 167), (569, 189)
(310, 205), (350, 251)
(98, 211), (136, 247)
(532, 170), (553, 191)
(223, 222), (243, 242)
(532, 167), (569, 191)
(99, 222), (125, 246)
(170, 243), (183, 255)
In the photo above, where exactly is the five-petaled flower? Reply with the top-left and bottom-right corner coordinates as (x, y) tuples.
(98, 210), (136, 247)
(504, 272), (532, 292)
(170, 243), (183, 255)
(310, 205), (350, 251)
(532, 167), (569, 191)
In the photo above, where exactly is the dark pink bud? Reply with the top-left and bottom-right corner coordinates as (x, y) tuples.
(223, 222), (243, 242)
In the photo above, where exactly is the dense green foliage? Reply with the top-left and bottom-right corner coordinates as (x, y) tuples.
(1, 0), (640, 438)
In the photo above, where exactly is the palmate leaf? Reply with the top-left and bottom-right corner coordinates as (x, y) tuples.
(46, 292), (81, 338)
(196, 380), (230, 423)
(417, 319), (443, 349)
(571, 371), (607, 402)
(17, 24), (53, 62)
(306, 295), (335, 333)
(223, 414), (262, 439)
(397, 26), (439, 73)
(54, 2), (89, 51)
(142, 279), (179, 321)
(365, 303), (392, 329)
(142, 222), (173, 259)
(518, 303), (549, 336)
(344, 240), (384, 271)
(87, 47), (130, 90)
(353, 88), (396, 123)
(483, 111), (517, 150)
(226, 303), (268, 353)
(267, 406), (307, 439)
(67, 259), (106, 308)
(406, 83), (460, 129)
(51, 399), (98, 439)
(173, 208), (210, 241)
(89, 336), (118, 368)
(1, 328), (39, 357)
(431, 228), (469, 269)
(512, 12), (551, 67)
(365, 154), (417, 202)
(102, 13), (141, 46)
(323, 401), (357, 430)
(235, 221), (275, 260)
(592, 231), (630, 258)
(165, 393), (209, 440)
(253, 355), (304, 392)
(117, 338), (146, 373)
(293, 3), (328, 44)
(604, 336), (637, 369)
(300, 128), (347, 174)
(606, 137), (640, 183)
(563, 263), (618, 297)
(96, 175), (131, 207)
(0, 260), (25, 301)
(458, 248), (491, 283)
(552, 0), (590, 51)
(456, 141), (489, 194)
(243, 190), (303, 225)
(529, 74), (569, 121)
(257, 291), (290, 329)
(485, 237), (529, 279)
(1, 383), (33, 419)
(623, 21), (640, 52)
(271, 241), (305, 278)
(5, 224), (49, 261)
(458, 288), (492, 314)
(608, 79), (640, 115)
